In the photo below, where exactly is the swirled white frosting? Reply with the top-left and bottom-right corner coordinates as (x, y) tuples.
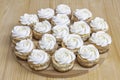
(52, 25), (69, 39)
(28, 49), (49, 64)
(56, 4), (71, 15)
(90, 17), (109, 31)
(52, 14), (70, 25)
(70, 21), (91, 35)
(20, 13), (39, 25)
(38, 8), (54, 19)
(74, 8), (92, 20)
(12, 26), (31, 38)
(63, 34), (83, 49)
(90, 31), (112, 47)
(78, 44), (99, 61)
(39, 34), (56, 50)
(54, 48), (76, 64)
(34, 20), (51, 33)
(15, 39), (34, 53)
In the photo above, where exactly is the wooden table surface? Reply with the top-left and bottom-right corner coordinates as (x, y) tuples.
(0, 0), (120, 80)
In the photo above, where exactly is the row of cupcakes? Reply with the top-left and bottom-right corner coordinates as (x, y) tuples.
(13, 31), (111, 58)
(11, 22), (111, 54)
(19, 4), (108, 32)
(14, 39), (100, 72)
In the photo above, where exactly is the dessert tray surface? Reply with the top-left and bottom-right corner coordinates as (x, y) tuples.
(11, 4), (111, 78)
(12, 47), (108, 78)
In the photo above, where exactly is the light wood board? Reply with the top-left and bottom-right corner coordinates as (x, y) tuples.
(0, 0), (120, 80)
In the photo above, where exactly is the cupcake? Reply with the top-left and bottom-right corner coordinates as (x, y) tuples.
(72, 8), (92, 22)
(70, 21), (91, 41)
(51, 14), (70, 26)
(20, 13), (39, 27)
(11, 26), (32, 44)
(56, 4), (71, 17)
(89, 31), (112, 54)
(62, 34), (84, 53)
(14, 39), (34, 60)
(33, 20), (52, 40)
(52, 25), (69, 44)
(28, 49), (50, 70)
(38, 8), (54, 22)
(90, 17), (109, 32)
(77, 44), (99, 67)
(38, 34), (58, 55)
(52, 48), (76, 72)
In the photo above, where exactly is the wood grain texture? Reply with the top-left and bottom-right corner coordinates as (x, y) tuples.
(0, 0), (120, 80)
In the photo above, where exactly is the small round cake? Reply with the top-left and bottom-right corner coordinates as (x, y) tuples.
(20, 13), (39, 26)
(28, 49), (50, 70)
(89, 31), (112, 54)
(11, 26), (32, 44)
(14, 39), (34, 60)
(38, 34), (58, 55)
(38, 8), (55, 21)
(62, 34), (84, 53)
(77, 44), (100, 67)
(90, 17), (109, 32)
(52, 48), (76, 72)
(73, 8), (92, 22)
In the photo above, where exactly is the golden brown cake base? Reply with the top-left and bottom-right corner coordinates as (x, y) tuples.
(91, 28), (101, 33)
(95, 44), (109, 54)
(39, 18), (52, 22)
(52, 56), (74, 72)
(90, 27), (107, 33)
(77, 54), (99, 68)
(14, 50), (31, 60)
